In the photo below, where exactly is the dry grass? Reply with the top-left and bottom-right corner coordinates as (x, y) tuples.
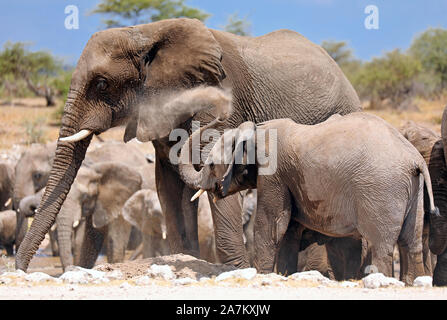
(1, 96), (446, 152)
(366, 96), (447, 134)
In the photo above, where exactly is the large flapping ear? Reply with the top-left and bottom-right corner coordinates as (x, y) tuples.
(91, 162), (142, 229)
(122, 189), (145, 229)
(221, 122), (256, 196)
(126, 19), (226, 142)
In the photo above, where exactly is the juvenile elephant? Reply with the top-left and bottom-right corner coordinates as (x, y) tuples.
(122, 189), (169, 259)
(0, 210), (16, 256)
(400, 118), (447, 286)
(0, 162), (14, 212)
(17, 18), (362, 271)
(67, 162), (143, 269)
(182, 113), (438, 284)
(19, 188), (59, 256)
(13, 142), (56, 250)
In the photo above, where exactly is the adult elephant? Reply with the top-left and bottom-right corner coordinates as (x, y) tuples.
(400, 116), (447, 286)
(16, 18), (361, 271)
(0, 162), (14, 212)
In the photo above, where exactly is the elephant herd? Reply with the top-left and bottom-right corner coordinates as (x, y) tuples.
(1, 18), (447, 287)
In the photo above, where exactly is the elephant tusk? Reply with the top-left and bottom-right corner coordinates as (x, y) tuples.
(190, 189), (205, 202)
(73, 220), (80, 228)
(4, 198), (11, 207)
(50, 224), (57, 232)
(60, 129), (93, 142)
(162, 231), (167, 240)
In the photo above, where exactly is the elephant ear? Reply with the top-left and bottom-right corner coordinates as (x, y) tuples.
(441, 105), (447, 165)
(122, 190), (145, 228)
(221, 122), (256, 196)
(91, 162), (142, 229)
(127, 19), (226, 142)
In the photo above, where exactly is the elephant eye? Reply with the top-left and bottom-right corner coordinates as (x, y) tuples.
(96, 78), (108, 92)
(32, 172), (42, 181)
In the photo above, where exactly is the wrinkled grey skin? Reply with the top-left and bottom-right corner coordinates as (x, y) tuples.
(21, 142), (151, 270)
(68, 162), (142, 269)
(185, 114), (437, 284)
(122, 189), (169, 258)
(0, 210), (16, 256)
(18, 188), (59, 256)
(16, 18), (362, 271)
(13, 142), (56, 251)
(0, 162), (14, 213)
(400, 117), (447, 286)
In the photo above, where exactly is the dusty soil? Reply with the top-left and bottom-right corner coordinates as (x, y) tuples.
(0, 253), (446, 300)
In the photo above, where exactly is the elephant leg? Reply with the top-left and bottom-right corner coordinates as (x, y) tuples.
(433, 250), (447, 286)
(75, 216), (105, 269)
(130, 243), (143, 260)
(208, 192), (249, 268)
(422, 218), (433, 275)
(327, 237), (362, 280)
(106, 216), (132, 263)
(276, 219), (301, 275)
(155, 156), (199, 256)
(397, 190), (425, 285)
(181, 187), (199, 257)
(5, 244), (14, 256)
(253, 184), (291, 273)
(15, 213), (28, 251)
(142, 233), (155, 258)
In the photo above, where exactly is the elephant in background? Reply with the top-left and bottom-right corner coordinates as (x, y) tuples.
(122, 189), (169, 259)
(0, 162), (14, 212)
(13, 142), (56, 251)
(0, 210), (16, 256)
(18, 188), (59, 256)
(16, 18), (362, 271)
(183, 115), (437, 284)
(400, 117), (447, 286)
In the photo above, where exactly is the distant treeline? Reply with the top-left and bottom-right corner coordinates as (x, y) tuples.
(322, 28), (447, 110)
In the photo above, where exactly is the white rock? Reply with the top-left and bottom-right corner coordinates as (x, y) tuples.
(174, 277), (197, 286)
(0, 270), (26, 278)
(106, 270), (123, 280)
(147, 264), (175, 280)
(120, 282), (132, 289)
(215, 268), (257, 282)
(289, 271), (334, 285)
(134, 276), (152, 286)
(341, 281), (359, 288)
(413, 276), (432, 288)
(199, 277), (211, 282)
(362, 273), (405, 289)
(59, 266), (108, 284)
(262, 273), (288, 281)
(25, 272), (56, 283)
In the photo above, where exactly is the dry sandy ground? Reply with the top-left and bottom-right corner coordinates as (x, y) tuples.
(1, 284), (447, 300)
(0, 254), (446, 300)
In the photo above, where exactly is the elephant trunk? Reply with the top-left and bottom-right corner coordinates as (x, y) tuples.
(15, 101), (92, 271)
(178, 118), (221, 190)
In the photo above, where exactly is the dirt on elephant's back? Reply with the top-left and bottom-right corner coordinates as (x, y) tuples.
(94, 254), (237, 280)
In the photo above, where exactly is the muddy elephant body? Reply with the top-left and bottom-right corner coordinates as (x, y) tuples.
(16, 18), (362, 271)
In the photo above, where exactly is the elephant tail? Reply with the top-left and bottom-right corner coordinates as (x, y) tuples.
(417, 161), (440, 217)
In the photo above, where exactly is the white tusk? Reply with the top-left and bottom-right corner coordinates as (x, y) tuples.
(60, 129), (93, 142)
(50, 224), (57, 232)
(190, 189), (205, 202)
(4, 198), (11, 207)
(73, 220), (80, 228)
(162, 231), (167, 240)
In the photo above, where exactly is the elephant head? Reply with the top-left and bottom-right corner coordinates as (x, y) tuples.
(13, 142), (56, 251)
(16, 18), (228, 270)
(180, 121), (258, 202)
(428, 105), (447, 256)
(122, 189), (166, 238)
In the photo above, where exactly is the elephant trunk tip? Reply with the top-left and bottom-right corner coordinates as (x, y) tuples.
(431, 207), (441, 217)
